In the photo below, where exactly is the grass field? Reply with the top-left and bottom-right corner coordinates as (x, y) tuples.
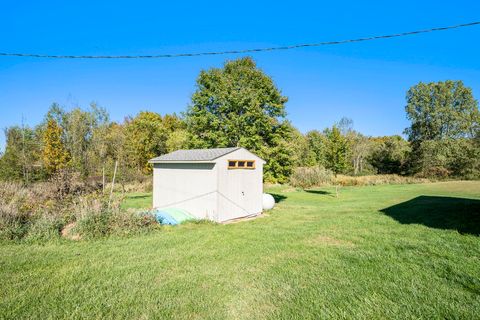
(1, 181), (479, 319)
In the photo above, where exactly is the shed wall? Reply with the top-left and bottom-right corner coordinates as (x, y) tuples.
(215, 149), (264, 221)
(152, 163), (218, 220)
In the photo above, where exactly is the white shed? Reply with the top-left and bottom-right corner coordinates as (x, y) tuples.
(149, 147), (266, 223)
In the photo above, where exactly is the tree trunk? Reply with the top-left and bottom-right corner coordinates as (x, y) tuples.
(102, 165), (105, 194)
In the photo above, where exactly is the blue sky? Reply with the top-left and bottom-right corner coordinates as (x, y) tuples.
(1, 1), (479, 151)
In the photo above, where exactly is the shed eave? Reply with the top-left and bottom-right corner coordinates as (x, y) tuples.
(148, 160), (216, 164)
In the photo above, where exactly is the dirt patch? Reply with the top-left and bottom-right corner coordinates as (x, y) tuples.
(61, 222), (82, 241)
(223, 214), (265, 224)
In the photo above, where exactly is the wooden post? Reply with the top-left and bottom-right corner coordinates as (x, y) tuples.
(21, 115), (28, 185)
(108, 160), (118, 208)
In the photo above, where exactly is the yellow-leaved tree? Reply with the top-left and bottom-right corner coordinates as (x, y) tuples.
(43, 119), (70, 174)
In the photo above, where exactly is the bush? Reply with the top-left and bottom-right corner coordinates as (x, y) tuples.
(290, 166), (333, 188)
(0, 215), (30, 241)
(73, 195), (157, 239)
(109, 210), (158, 236)
(289, 168), (429, 189)
(0, 180), (158, 242)
(420, 166), (451, 179)
(0, 183), (34, 240)
(334, 174), (428, 186)
(24, 215), (65, 243)
(72, 195), (114, 239)
(49, 169), (101, 199)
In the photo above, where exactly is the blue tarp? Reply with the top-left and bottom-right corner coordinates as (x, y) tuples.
(151, 208), (196, 225)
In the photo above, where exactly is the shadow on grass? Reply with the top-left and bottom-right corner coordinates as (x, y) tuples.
(126, 194), (151, 200)
(269, 193), (287, 203)
(305, 190), (335, 197)
(381, 196), (480, 236)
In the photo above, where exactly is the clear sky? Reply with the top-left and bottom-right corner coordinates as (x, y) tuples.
(1, 1), (479, 151)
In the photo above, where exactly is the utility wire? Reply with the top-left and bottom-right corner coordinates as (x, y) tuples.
(1, 21), (479, 59)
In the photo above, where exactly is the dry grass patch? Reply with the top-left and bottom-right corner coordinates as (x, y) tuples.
(306, 235), (356, 247)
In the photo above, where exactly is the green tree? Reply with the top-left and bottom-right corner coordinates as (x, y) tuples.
(305, 130), (326, 166)
(348, 131), (373, 175)
(166, 129), (189, 152)
(43, 119), (70, 175)
(324, 126), (349, 176)
(42, 103), (110, 177)
(162, 113), (189, 152)
(369, 136), (410, 174)
(0, 127), (23, 180)
(125, 111), (167, 174)
(66, 104), (110, 177)
(185, 57), (294, 182)
(0, 126), (44, 182)
(409, 139), (479, 178)
(288, 126), (316, 167)
(405, 80), (480, 142)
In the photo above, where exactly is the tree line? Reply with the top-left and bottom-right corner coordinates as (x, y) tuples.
(1, 57), (479, 184)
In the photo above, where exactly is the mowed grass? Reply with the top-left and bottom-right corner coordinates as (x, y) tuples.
(121, 192), (152, 210)
(1, 182), (480, 319)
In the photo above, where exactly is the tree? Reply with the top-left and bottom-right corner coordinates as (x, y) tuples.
(324, 126), (349, 176)
(369, 136), (410, 174)
(0, 127), (23, 180)
(405, 80), (480, 143)
(162, 114), (189, 152)
(337, 117), (354, 136)
(0, 126), (44, 182)
(66, 104), (110, 177)
(288, 126), (316, 168)
(185, 57), (294, 183)
(305, 130), (326, 167)
(124, 111), (167, 174)
(43, 119), (70, 175)
(408, 139), (479, 178)
(166, 129), (189, 152)
(42, 103), (110, 177)
(348, 132), (373, 175)
(323, 125), (349, 197)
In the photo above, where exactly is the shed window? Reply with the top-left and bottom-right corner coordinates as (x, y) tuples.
(228, 160), (255, 169)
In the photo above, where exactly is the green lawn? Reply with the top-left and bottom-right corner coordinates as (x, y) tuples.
(1, 181), (480, 319)
(121, 192), (152, 210)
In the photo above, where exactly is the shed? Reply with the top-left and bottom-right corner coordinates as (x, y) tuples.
(149, 147), (266, 223)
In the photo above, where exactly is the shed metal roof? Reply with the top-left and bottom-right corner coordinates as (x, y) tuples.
(149, 147), (241, 163)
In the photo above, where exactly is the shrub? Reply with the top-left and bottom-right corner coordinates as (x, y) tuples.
(0, 183), (34, 240)
(0, 213), (30, 241)
(109, 210), (158, 236)
(73, 195), (158, 239)
(49, 169), (101, 199)
(0, 180), (158, 242)
(290, 166), (333, 188)
(289, 169), (429, 189)
(73, 195), (113, 239)
(24, 215), (65, 243)
(334, 174), (428, 186)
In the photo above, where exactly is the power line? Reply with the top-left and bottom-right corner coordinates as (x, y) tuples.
(1, 21), (479, 59)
